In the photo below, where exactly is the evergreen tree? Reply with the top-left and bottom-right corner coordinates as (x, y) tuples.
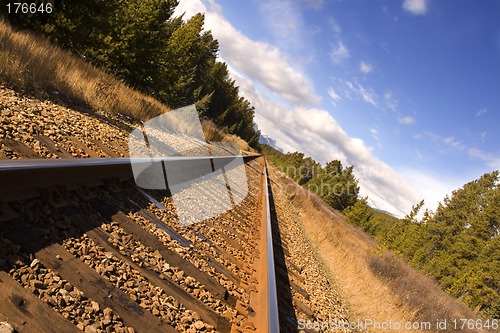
(308, 160), (359, 211)
(343, 198), (373, 229)
(342, 171), (500, 318)
(1, 1), (260, 146)
(160, 13), (218, 108)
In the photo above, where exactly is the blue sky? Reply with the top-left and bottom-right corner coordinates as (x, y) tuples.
(175, 0), (500, 216)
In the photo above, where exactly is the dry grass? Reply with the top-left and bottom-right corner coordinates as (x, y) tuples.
(0, 19), (251, 147)
(0, 18), (169, 121)
(270, 171), (496, 333)
(201, 120), (250, 151)
(202, 120), (227, 142)
(367, 251), (478, 326)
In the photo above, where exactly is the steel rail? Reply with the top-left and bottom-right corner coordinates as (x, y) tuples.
(263, 161), (280, 333)
(0, 155), (260, 194)
(247, 159), (280, 333)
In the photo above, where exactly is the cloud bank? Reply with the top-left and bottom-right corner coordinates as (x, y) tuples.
(402, 0), (429, 15)
(175, 0), (423, 216)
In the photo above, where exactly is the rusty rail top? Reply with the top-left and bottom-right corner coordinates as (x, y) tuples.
(0, 155), (261, 194)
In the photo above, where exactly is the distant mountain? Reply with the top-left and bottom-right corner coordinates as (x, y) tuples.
(259, 134), (284, 153)
(366, 197), (400, 218)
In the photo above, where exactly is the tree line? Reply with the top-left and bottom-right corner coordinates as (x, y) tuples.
(261, 144), (359, 211)
(1, 0), (260, 146)
(263, 141), (499, 318)
(344, 172), (500, 319)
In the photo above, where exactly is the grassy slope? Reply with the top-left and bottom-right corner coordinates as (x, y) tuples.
(0, 18), (250, 150)
(0, 18), (169, 121)
(269, 168), (497, 333)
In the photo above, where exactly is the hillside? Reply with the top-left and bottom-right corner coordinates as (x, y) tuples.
(262, 137), (500, 322)
(344, 176), (500, 319)
(269, 168), (498, 332)
(0, 2), (259, 146)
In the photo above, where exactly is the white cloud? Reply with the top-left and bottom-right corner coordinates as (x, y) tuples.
(359, 61), (373, 74)
(398, 116), (415, 125)
(174, 0), (320, 106)
(402, 0), (429, 15)
(443, 136), (464, 150)
(419, 131), (500, 170)
(397, 167), (464, 212)
(258, 0), (305, 53)
(370, 128), (383, 148)
(341, 80), (380, 108)
(299, 0), (325, 10)
(233, 73), (421, 216)
(329, 17), (342, 34)
(343, 81), (412, 126)
(176, 0), (423, 217)
(174, 0), (206, 18)
(476, 108), (488, 117)
(355, 83), (378, 107)
(327, 87), (342, 105)
(468, 148), (500, 169)
(330, 41), (350, 65)
(421, 131), (439, 142)
(383, 90), (399, 111)
(414, 131), (499, 182)
(420, 131), (464, 151)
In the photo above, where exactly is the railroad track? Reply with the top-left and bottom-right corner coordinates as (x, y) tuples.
(0, 139), (299, 332)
